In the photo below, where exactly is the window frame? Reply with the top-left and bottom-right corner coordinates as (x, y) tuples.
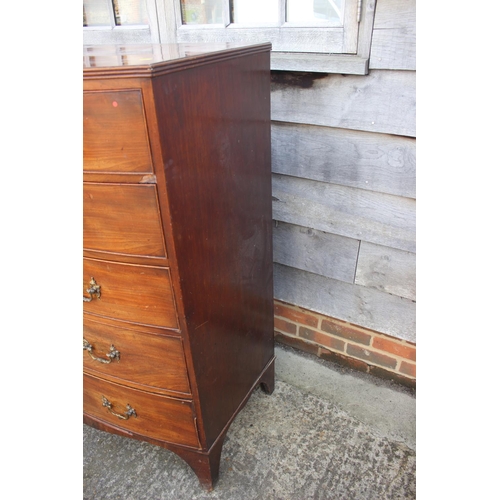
(163, 0), (376, 74)
(83, 0), (376, 75)
(173, 0), (357, 54)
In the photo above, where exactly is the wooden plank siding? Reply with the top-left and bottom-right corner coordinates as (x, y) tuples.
(356, 242), (416, 301)
(369, 0), (416, 71)
(271, 123), (416, 199)
(269, 0), (416, 343)
(272, 174), (416, 253)
(271, 70), (416, 138)
(273, 221), (359, 284)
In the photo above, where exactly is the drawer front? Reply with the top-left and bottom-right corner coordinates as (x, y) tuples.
(84, 183), (167, 258)
(83, 258), (179, 330)
(84, 374), (200, 448)
(84, 90), (153, 173)
(83, 316), (191, 395)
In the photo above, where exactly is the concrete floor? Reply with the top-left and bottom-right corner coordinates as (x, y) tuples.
(83, 344), (416, 499)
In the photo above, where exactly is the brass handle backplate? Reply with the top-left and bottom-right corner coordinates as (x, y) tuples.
(83, 339), (120, 364)
(83, 277), (101, 302)
(102, 396), (137, 420)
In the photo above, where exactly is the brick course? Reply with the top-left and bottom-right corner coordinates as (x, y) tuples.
(321, 319), (371, 345)
(274, 303), (319, 328)
(400, 360), (417, 378)
(274, 317), (297, 335)
(299, 326), (345, 352)
(346, 344), (398, 370)
(372, 336), (416, 362)
(273, 299), (416, 389)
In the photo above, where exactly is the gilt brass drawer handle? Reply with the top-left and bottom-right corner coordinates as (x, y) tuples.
(102, 396), (137, 420)
(83, 339), (120, 363)
(83, 277), (101, 302)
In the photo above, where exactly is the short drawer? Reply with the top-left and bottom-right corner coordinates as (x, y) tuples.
(84, 90), (153, 173)
(84, 373), (200, 449)
(83, 258), (179, 330)
(83, 316), (191, 395)
(84, 182), (167, 259)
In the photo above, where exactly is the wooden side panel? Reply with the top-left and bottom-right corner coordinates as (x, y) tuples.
(273, 221), (359, 284)
(83, 258), (179, 330)
(369, 0), (416, 71)
(83, 183), (167, 258)
(272, 174), (416, 253)
(271, 70), (416, 137)
(83, 316), (191, 395)
(271, 123), (416, 199)
(274, 263), (416, 343)
(355, 242), (416, 301)
(153, 50), (274, 447)
(83, 90), (153, 173)
(83, 373), (200, 448)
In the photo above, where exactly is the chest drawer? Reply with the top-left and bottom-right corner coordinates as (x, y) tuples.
(84, 373), (200, 449)
(84, 182), (167, 259)
(83, 317), (191, 395)
(83, 258), (179, 330)
(83, 90), (153, 173)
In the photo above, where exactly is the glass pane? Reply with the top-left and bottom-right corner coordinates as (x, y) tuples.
(114, 0), (149, 25)
(232, 0), (279, 24)
(287, 0), (342, 24)
(83, 0), (112, 26)
(181, 0), (225, 25)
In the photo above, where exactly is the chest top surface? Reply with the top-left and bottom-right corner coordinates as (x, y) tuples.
(83, 42), (272, 79)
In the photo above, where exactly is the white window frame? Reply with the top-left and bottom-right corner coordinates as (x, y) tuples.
(162, 0), (376, 74)
(174, 0), (355, 53)
(83, 0), (376, 74)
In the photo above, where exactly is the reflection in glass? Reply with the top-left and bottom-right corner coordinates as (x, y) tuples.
(114, 0), (149, 25)
(83, 0), (148, 27)
(181, 0), (225, 25)
(83, 0), (112, 26)
(84, 45), (158, 68)
(287, 0), (342, 24)
(232, 0), (279, 24)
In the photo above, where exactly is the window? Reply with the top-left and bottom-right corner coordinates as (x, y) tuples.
(83, 0), (161, 44)
(179, 0), (344, 27)
(83, 0), (149, 26)
(175, 0), (354, 53)
(83, 0), (375, 74)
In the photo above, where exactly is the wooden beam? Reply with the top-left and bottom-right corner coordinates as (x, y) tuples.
(355, 242), (416, 301)
(273, 221), (359, 284)
(271, 70), (416, 137)
(272, 174), (416, 253)
(271, 53), (368, 75)
(271, 122), (416, 199)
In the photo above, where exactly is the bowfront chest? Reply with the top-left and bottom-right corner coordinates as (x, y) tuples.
(83, 43), (274, 490)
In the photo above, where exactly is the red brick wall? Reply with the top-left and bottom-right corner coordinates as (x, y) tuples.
(274, 299), (416, 389)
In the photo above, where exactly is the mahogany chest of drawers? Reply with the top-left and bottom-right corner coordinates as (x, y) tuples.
(83, 43), (274, 490)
